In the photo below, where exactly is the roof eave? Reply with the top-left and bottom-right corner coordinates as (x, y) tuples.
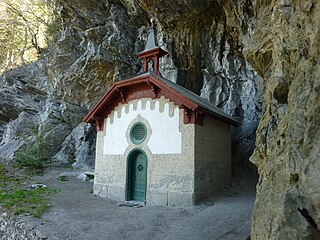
(199, 107), (240, 126)
(83, 72), (239, 127)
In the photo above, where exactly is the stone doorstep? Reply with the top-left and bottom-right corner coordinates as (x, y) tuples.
(117, 201), (144, 208)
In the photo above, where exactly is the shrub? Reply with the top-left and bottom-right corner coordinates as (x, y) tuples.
(15, 125), (50, 169)
(57, 175), (69, 181)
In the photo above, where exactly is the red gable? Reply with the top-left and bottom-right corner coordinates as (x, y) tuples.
(83, 72), (239, 131)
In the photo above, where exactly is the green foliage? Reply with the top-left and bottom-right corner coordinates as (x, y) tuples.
(15, 150), (44, 168)
(14, 125), (50, 169)
(0, 164), (58, 218)
(0, 0), (60, 72)
(0, 163), (5, 175)
(46, 18), (61, 40)
(57, 175), (69, 182)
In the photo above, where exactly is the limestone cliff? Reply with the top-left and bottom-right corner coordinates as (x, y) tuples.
(243, 1), (320, 239)
(45, 0), (263, 167)
(0, 0), (319, 239)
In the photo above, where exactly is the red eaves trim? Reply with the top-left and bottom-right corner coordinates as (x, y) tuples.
(83, 73), (198, 124)
(137, 47), (168, 59)
(83, 72), (238, 130)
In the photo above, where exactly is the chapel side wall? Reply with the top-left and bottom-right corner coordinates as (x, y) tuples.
(194, 117), (231, 203)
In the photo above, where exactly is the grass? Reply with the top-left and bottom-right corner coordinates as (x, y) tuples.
(0, 163), (58, 218)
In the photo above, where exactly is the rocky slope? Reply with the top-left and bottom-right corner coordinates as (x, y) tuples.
(0, 0), (319, 239)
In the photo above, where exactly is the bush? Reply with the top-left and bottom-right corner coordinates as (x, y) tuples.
(15, 126), (50, 169)
(57, 175), (69, 181)
(15, 148), (44, 168)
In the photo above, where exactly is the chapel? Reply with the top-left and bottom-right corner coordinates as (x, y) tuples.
(83, 24), (239, 206)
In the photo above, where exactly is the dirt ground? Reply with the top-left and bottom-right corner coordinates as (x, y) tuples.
(24, 167), (256, 240)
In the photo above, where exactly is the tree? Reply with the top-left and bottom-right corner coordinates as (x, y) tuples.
(0, 0), (59, 72)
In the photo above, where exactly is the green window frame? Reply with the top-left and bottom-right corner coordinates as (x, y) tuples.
(130, 122), (147, 144)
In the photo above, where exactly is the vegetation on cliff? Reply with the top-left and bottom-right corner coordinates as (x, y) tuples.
(0, 0), (59, 73)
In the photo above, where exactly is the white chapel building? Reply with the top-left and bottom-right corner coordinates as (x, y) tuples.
(84, 25), (239, 207)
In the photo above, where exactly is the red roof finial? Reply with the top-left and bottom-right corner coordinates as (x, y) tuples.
(137, 20), (168, 76)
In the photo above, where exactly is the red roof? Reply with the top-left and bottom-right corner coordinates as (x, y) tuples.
(83, 72), (239, 131)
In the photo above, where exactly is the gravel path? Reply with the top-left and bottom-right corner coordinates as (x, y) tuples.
(24, 167), (256, 240)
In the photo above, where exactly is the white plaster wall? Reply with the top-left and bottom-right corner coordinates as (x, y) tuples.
(103, 98), (181, 155)
(94, 102), (196, 206)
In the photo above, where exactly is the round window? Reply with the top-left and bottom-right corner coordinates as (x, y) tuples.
(130, 123), (147, 144)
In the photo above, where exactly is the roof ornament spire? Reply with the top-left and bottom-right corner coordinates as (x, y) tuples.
(144, 18), (158, 51)
(137, 18), (168, 76)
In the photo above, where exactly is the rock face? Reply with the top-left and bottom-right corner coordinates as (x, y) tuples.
(0, 61), (92, 166)
(0, 0), (319, 239)
(0, 62), (48, 160)
(242, 1), (320, 239)
(0, 0), (263, 168)
(47, 0), (263, 167)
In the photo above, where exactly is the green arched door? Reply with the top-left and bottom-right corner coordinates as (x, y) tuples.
(127, 150), (147, 202)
